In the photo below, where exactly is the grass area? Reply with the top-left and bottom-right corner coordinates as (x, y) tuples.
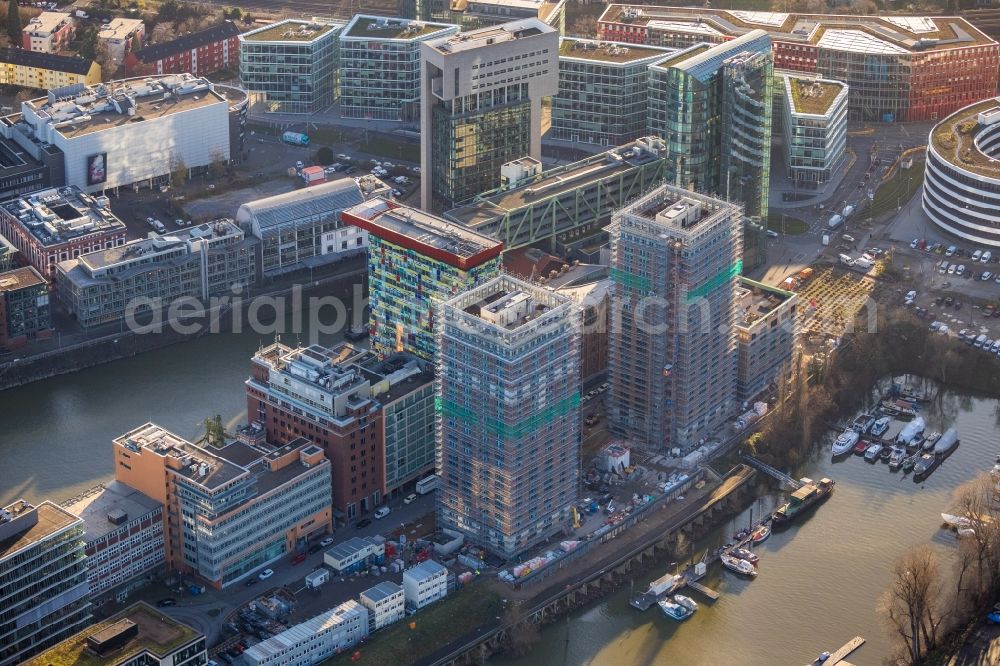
(361, 136), (420, 163)
(560, 39), (669, 62)
(767, 213), (809, 235)
(325, 584), (503, 665)
(788, 78), (843, 115)
(243, 21), (338, 42)
(868, 160), (925, 218)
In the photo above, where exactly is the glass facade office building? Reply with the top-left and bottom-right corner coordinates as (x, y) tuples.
(552, 38), (674, 147)
(239, 20), (342, 114)
(340, 16), (457, 122)
(781, 74), (848, 186)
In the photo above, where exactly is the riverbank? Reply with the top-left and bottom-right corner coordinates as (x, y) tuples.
(0, 264), (367, 392)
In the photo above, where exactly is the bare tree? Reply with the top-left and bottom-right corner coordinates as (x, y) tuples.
(879, 545), (947, 663)
(207, 148), (227, 180)
(568, 16), (599, 39)
(503, 604), (539, 656)
(949, 473), (1000, 604)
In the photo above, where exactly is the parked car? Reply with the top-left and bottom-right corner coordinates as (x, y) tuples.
(320, 536), (335, 547)
(946, 245), (957, 257)
(355, 518), (372, 529)
(156, 598), (177, 607)
(982, 251), (992, 263)
(374, 506), (391, 519)
(258, 568), (274, 580)
(987, 611), (1000, 625)
(983, 271), (993, 282)
(403, 493), (418, 504)
(290, 553), (306, 565)
(244, 577), (258, 587)
(337, 153), (351, 161)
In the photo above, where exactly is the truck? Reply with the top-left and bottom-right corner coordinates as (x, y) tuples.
(842, 204), (855, 217)
(305, 569), (329, 590)
(827, 214), (844, 230)
(415, 475), (439, 495)
(281, 131), (310, 146)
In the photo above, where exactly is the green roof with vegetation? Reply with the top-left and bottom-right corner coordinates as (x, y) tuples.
(23, 602), (200, 666)
(651, 44), (710, 69)
(345, 18), (451, 39)
(559, 39), (671, 64)
(242, 21), (338, 42)
(930, 98), (1000, 179)
(787, 77), (844, 115)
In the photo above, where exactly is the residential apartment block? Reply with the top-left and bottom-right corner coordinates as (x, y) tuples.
(600, 6), (999, 122)
(359, 581), (405, 631)
(340, 15), (458, 122)
(735, 278), (799, 402)
(243, 601), (368, 666)
(247, 343), (385, 520)
(56, 219), (257, 328)
(437, 275), (581, 559)
(0, 500), (91, 666)
(781, 74), (848, 186)
(22, 602), (205, 666)
(62, 481), (165, 601)
(240, 19), (343, 114)
(647, 31), (774, 220)
(402, 559), (448, 609)
(342, 197), (503, 361)
(420, 18), (558, 210)
(553, 38), (673, 147)
(0, 48), (99, 90)
(236, 176), (389, 277)
(97, 18), (145, 66)
(22, 12), (76, 54)
(126, 21), (241, 77)
(445, 136), (669, 252)
(113, 424), (333, 588)
(0, 266), (50, 348)
(607, 186), (742, 452)
(0, 187), (127, 281)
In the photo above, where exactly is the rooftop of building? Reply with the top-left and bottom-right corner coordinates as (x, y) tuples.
(929, 96), (1000, 179)
(426, 17), (552, 54)
(617, 184), (739, 238)
(62, 481), (162, 542)
(736, 277), (796, 329)
(114, 423), (248, 491)
(649, 43), (710, 69)
(134, 21), (240, 62)
(240, 19), (340, 43)
(559, 37), (672, 63)
(456, 0), (564, 24)
(327, 536), (380, 561)
(253, 342), (371, 395)
(97, 17), (144, 40)
(244, 601), (366, 663)
(599, 6), (996, 53)
(343, 15), (455, 40)
(0, 500), (80, 561)
(0, 186), (125, 248)
(342, 197), (503, 268)
(446, 137), (667, 228)
(215, 441), (266, 468)
(361, 580), (403, 603)
(361, 352), (435, 404)
(445, 274), (574, 336)
(76, 219), (242, 271)
(0, 135), (46, 177)
(785, 75), (846, 115)
(16, 74), (226, 140)
(502, 247), (565, 282)
(24, 11), (73, 34)
(0, 46), (93, 74)
(23, 602), (201, 666)
(236, 177), (388, 233)
(0, 265), (45, 292)
(404, 558), (447, 580)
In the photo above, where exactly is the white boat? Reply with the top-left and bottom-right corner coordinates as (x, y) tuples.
(721, 554), (758, 577)
(933, 427), (959, 456)
(941, 513), (973, 530)
(888, 446), (907, 470)
(870, 416), (891, 437)
(864, 442), (883, 462)
(896, 416), (926, 445)
(991, 456), (1000, 480)
(832, 430), (859, 456)
(852, 413), (875, 433)
(674, 594), (698, 613)
(921, 432), (941, 451)
(658, 597), (694, 621)
(957, 527), (976, 538)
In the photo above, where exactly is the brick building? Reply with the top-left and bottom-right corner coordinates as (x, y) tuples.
(126, 21), (241, 77)
(22, 12), (76, 54)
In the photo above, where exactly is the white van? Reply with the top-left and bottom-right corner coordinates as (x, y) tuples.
(975, 334), (987, 348)
(946, 245), (957, 257)
(983, 251), (992, 263)
(972, 249), (982, 262)
(373, 506), (391, 519)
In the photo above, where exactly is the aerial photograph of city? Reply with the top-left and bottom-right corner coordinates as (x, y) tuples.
(2, 0), (1000, 664)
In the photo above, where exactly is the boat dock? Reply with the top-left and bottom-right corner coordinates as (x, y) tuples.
(822, 636), (865, 665)
(685, 580), (720, 600)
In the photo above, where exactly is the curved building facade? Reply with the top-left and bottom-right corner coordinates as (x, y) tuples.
(923, 97), (1000, 247)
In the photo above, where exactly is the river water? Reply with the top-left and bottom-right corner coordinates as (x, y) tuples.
(2, 337), (997, 664)
(494, 384), (1000, 665)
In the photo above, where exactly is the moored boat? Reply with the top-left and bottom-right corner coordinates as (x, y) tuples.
(750, 524), (770, 544)
(933, 427), (959, 456)
(853, 439), (870, 456)
(730, 547), (758, 564)
(658, 597), (694, 620)
(901, 452), (920, 473)
(870, 416), (891, 437)
(852, 413), (875, 433)
(941, 513), (973, 530)
(721, 554), (758, 577)
(879, 445), (893, 462)
(888, 446), (907, 471)
(674, 594), (698, 613)
(921, 432), (941, 451)
(913, 453), (940, 479)
(771, 478), (835, 526)
(832, 430), (859, 456)
(896, 416), (926, 446)
(864, 442), (883, 462)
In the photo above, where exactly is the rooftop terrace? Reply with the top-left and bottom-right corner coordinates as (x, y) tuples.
(0, 500), (79, 561)
(0, 265), (45, 292)
(114, 423), (247, 491)
(240, 20), (339, 43)
(254, 342), (371, 396)
(0, 186), (125, 248)
(76, 219), (242, 272)
(344, 15), (454, 40)
(23, 602), (200, 666)
(445, 274), (574, 338)
(785, 75), (845, 115)
(736, 277), (795, 329)
(559, 38), (672, 63)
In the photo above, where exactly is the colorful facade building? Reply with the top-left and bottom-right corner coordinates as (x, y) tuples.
(341, 197), (503, 361)
(437, 275), (581, 559)
(780, 74), (848, 186)
(419, 18), (558, 210)
(339, 15), (457, 122)
(22, 12), (76, 54)
(126, 21), (241, 77)
(0, 48), (99, 90)
(600, 6), (1000, 122)
(607, 185), (742, 452)
(0, 266), (50, 348)
(0, 500), (91, 666)
(112, 423), (333, 588)
(553, 38), (674, 147)
(0, 187), (127, 281)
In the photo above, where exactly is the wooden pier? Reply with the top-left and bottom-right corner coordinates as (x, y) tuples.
(685, 580), (719, 600)
(822, 636), (865, 665)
